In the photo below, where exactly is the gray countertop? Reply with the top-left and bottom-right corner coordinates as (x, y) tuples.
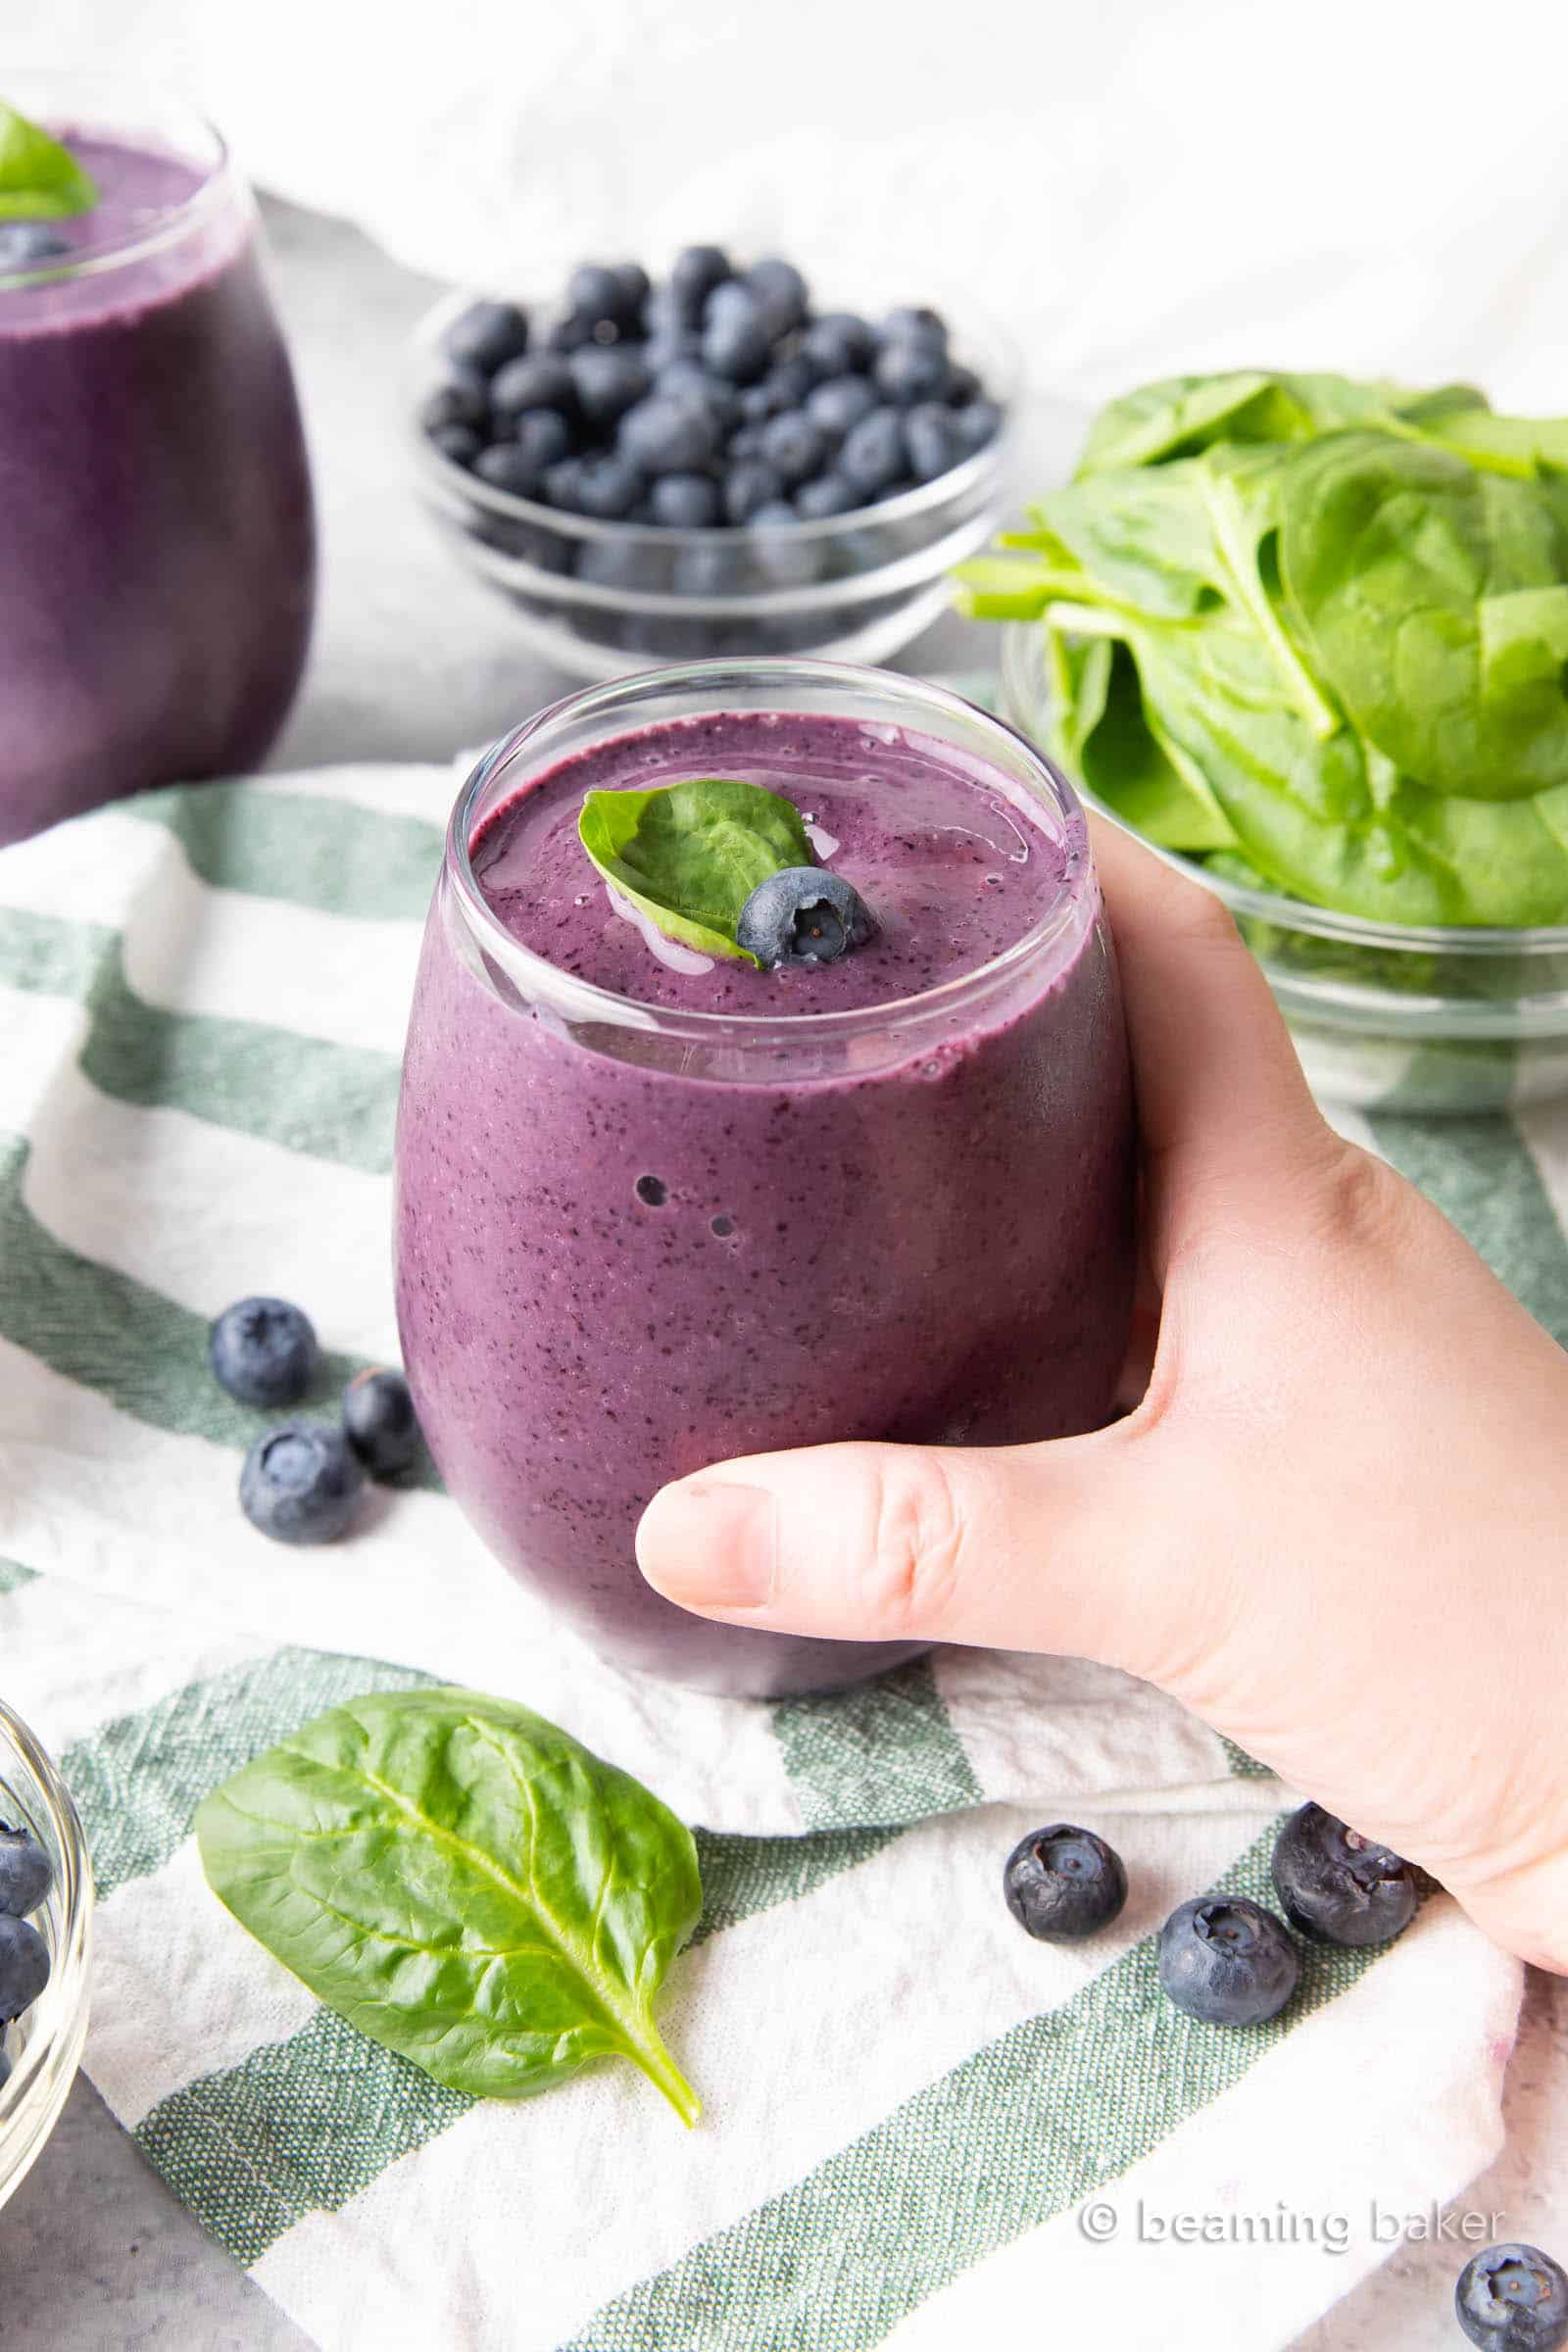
(0, 191), (1557, 2352)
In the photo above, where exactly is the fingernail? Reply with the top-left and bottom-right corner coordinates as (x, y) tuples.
(635, 1479), (776, 1610)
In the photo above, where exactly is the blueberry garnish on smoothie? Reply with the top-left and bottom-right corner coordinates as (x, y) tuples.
(735, 866), (875, 967)
(577, 775), (877, 970)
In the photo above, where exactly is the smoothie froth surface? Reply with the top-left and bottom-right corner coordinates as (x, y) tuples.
(470, 710), (1071, 1015)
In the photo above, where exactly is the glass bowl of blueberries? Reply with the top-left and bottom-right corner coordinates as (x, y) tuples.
(0, 1698), (92, 2210)
(409, 246), (1013, 677)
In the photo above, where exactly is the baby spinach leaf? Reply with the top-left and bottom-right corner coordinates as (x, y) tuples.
(1062, 632), (1237, 852)
(1015, 465), (1229, 620)
(0, 102), (97, 220)
(1074, 371), (1278, 475)
(578, 777), (813, 964)
(196, 1688), (704, 2125)
(1278, 434), (1568, 801)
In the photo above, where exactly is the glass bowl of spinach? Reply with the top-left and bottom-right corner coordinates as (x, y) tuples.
(967, 369), (1568, 1114)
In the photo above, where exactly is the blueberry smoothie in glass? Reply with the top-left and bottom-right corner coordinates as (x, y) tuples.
(0, 75), (315, 847)
(395, 662), (1135, 1696)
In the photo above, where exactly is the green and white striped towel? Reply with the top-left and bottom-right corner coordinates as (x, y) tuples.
(0, 762), (1541, 2349)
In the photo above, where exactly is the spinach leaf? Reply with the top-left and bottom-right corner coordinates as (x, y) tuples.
(196, 1688), (704, 2124)
(1011, 465), (1229, 620)
(1063, 633), (1237, 852)
(0, 102), (97, 220)
(578, 777), (813, 964)
(1074, 371), (1278, 474)
(1278, 433), (1568, 801)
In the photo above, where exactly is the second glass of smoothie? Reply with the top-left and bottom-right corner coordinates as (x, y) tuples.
(0, 72), (315, 846)
(395, 661), (1136, 1697)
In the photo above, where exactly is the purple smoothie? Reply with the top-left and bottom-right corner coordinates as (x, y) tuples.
(395, 690), (1135, 1696)
(0, 127), (315, 846)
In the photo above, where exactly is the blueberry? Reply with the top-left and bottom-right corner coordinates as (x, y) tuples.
(793, 473), (859, 520)
(704, 302), (772, 384)
(342, 1367), (421, 1481)
(904, 402), (965, 483)
(839, 407), (908, 496)
(760, 411), (828, 487)
(874, 338), (951, 407)
(0, 222), (72, 271)
(0, 1827), (53, 1918)
(576, 540), (669, 592)
(568, 345), (651, 428)
(542, 457), (589, 513)
(954, 398), (1004, 453)
(573, 454), (644, 519)
(946, 364), (982, 406)
(745, 257), (809, 334)
(644, 328), (705, 374)
(0, 2041), (9, 2091)
(748, 507), (821, 586)
(208, 1297), (318, 1409)
(764, 353), (823, 408)
(618, 396), (720, 475)
(807, 375), (879, 441)
(727, 422), (766, 462)
(723, 460), (785, 523)
(673, 541), (749, 597)
(1003, 1825), (1127, 1942)
(568, 262), (639, 325)
(490, 353), (575, 419)
(476, 441), (551, 498)
(670, 244), (732, 320)
(546, 312), (599, 354)
(800, 311), (875, 375)
(0, 1915), (48, 2022)
(1456, 2245), (1568, 2351)
(882, 304), (948, 352)
(1270, 1802), (1416, 1947)
(419, 370), (488, 434)
(649, 472), (721, 528)
(442, 298), (530, 375)
(613, 262), (651, 314)
(1157, 1895), (1299, 2026)
(430, 423), (482, 468)
(239, 1421), (364, 1545)
(736, 868), (877, 967)
(513, 409), (573, 473)
(655, 360), (739, 431)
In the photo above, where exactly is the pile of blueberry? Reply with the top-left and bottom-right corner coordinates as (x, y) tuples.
(1002, 1799), (1418, 2018)
(208, 1298), (423, 1545)
(0, 1821), (55, 2086)
(420, 248), (1002, 545)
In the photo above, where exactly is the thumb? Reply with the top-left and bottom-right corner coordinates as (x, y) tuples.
(635, 1425), (1185, 1673)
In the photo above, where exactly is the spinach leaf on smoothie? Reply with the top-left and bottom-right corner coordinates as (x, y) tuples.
(0, 102), (98, 220)
(578, 775), (813, 963)
(956, 367), (1568, 927)
(196, 1687), (704, 2124)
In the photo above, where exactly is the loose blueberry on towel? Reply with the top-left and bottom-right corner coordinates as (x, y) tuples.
(1455, 2245), (1568, 2351)
(1156, 1896), (1299, 2026)
(736, 869), (876, 968)
(239, 1422), (363, 1545)
(1003, 1825), (1127, 1942)
(0, 1827), (53, 1920)
(342, 1369), (422, 1483)
(1271, 1802), (1416, 1947)
(208, 1297), (318, 1409)
(0, 1916), (50, 2023)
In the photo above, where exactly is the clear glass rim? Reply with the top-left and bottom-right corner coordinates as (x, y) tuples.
(409, 284), (1019, 548)
(444, 657), (1096, 1043)
(1000, 618), (1568, 958)
(0, 70), (233, 294)
(0, 1695), (93, 2145)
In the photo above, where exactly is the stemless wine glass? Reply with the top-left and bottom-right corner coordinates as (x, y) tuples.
(0, 71), (315, 847)
(395, 660), (1136, 1699)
